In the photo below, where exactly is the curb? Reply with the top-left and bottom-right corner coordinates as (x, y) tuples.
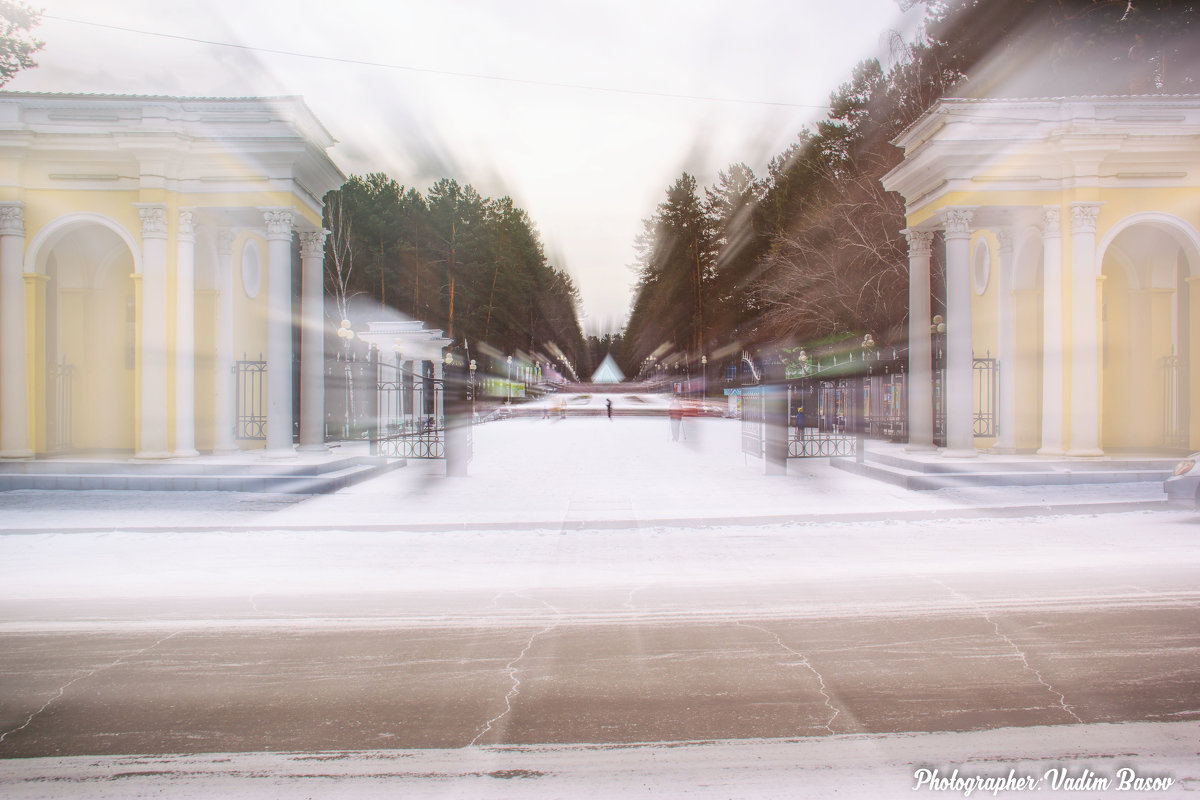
(0, 499), (1173, 536)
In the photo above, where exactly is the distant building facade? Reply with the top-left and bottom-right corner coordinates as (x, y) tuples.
(883, 95), (1200, 455)
(0, 93), (344, 459)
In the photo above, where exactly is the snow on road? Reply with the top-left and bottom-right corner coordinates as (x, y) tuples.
(1, 722), (1196, 798)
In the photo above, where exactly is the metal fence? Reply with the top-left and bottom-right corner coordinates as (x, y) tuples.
(973, 354), (999, 438)
(741, 385), (764, 457)
(371, 359), (447, 459)
(49, 358), (73, 452)
(1163, 354), (1183, 448)
(763, 349), (996, 458)
(234, 355), (267, 440)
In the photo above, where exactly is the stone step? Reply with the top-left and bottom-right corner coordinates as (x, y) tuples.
(863, 448), (1179, 475)
(0, 455), (383, 477)
(0, 458), (404, 493)
(831, 456), (1172, 490)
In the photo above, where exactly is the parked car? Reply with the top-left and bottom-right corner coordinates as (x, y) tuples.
(1164, 453), (1200, 508)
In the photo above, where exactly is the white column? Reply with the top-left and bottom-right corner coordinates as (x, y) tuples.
(213, 230), (237, 452)
(0, 202), (31, 458)
(943, 208), (976, 457)
(1039, 206), (1065, 455)
(298, 229), (328, 452)
(174, 209), (198, 456)
(263, 209), (295, 457)
(995, 228), (1017, 452)
(1068, 202), (1103, 456)
(905, 229), (935, 451)
(135, 204), (171, 459)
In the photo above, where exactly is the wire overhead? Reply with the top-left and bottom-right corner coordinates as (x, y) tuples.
(44, 13), (833, 111)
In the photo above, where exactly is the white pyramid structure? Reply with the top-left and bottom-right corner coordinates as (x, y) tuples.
(589, 354), (625, 384)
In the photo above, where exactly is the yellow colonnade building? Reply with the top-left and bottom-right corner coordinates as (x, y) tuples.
(0, 93), (344, 459)
(883, 95), (1200, 457)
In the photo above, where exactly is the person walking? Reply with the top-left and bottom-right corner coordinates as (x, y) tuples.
(606, 398), (613, 420)
(669, 397), (684, 441)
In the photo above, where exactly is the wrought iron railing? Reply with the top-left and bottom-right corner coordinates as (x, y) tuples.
(49, 358), (73, 452)
(1163, 354), (1183, 448)
(234, 355), (267, 440)
(788, 430), (855, 457)
(370, 359), (448, 459)
(973, 354), (999, 438)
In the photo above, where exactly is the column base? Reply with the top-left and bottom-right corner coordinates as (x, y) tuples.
(134, 450), (174, 460)
(989, 446), (1018, 455)
(941, 448), (978, 459)
(212, 445), (240, 455)
(173, 448), (200, 458)
(261, 448), (298, 460)
(905, 442), (937, 453)
(297, 443), (330, 453)
(1037, 447), (1065, 457)
(0, 449), (34, 459)
(1066, 448), (1104, 458)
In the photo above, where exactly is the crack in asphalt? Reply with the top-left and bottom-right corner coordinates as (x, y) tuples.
(0, 630), (181, 746)
(736, 621), (841, 735)
(469, 594), (562, 747)
(921, 575), (1084, 725)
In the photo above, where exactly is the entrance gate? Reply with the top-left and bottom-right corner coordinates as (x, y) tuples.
(369, 355), (472, 466)
(787, 378), (856, 458)
(372, 359), (446, 459)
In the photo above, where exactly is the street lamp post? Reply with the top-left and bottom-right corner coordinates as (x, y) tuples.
(506, 355), (512, 405)
(469, 359), (477, 421)
(336, 319), (356, 439)
(701, 354), (707, 403)
(392, 338), (403, 434)
(931, 315), (946, 446)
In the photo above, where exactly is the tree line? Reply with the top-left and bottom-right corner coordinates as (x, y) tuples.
(620, 0), (1198, 379)
(323, 174), (587, 377)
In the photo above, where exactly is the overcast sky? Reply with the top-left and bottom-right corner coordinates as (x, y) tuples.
(11, 0), (918, 334)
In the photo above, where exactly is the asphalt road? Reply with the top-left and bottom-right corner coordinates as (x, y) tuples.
(3, 551), (1199, 758)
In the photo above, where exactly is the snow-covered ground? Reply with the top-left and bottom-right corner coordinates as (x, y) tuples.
(1, 413), (1196, 797)
(0, 415), (1172, 533)
(1, 721), (1196, 799)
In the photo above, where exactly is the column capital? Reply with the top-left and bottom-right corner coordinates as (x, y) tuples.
(997, 228), (1014, 254)
(134, 203), (168, 240)
(941, 208), (974, 238)
(262, 208), (294, 241)
(216, 229), (236, 256)
(0, 201), (24, 236)
(299, 229), (328, 258)
(1069, 202), (1102, 234)
(904, 228), (934, 256)
(178, 209), (196, 242)
(1041, 206), (1061, 237)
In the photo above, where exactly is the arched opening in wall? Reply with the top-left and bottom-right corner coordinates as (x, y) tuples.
(1100, 219), (1197, 452)
(36, 222), (137, 453)
(1012, 231), (1044, 451)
